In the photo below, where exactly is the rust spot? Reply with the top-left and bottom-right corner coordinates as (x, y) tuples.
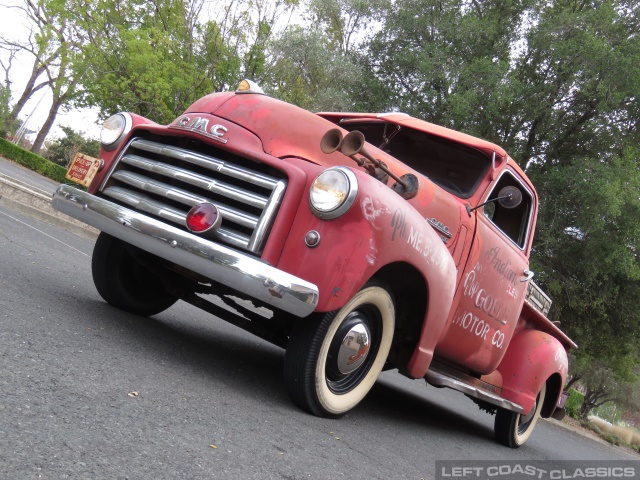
(332, 287), (342, 297)
(268, 288), (283, 299)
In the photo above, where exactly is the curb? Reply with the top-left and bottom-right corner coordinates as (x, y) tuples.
(543, 417), (640, 457)
(0, 174), (99, 241)
(543, 417), (610, 446)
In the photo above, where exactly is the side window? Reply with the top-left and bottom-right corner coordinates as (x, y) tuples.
(483, 172), (532, 248)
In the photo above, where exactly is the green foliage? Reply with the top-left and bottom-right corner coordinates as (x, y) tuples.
(565, 388), (584, 420)
(0, 138), (67, 183)
(265, 26), (361, 111)
(0, 84), (11, 137)
(362, 0), (640, 166)
(6, 0), (88, 154)
(307, 0), (390, 53)
(0, 73), (22, 138)
(73, 0), (298, 123)
(528, 148), (640, 359)
(567, 352), (638, 420)
(592, 403), (622, 425)
(43, 126), (100, 167)
(601, 433), (622, 446)
(362, 0), (528, 133)
(360, 0), (640, 399)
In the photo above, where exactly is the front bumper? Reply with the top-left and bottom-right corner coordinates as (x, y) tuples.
(52, 184), (319, 317)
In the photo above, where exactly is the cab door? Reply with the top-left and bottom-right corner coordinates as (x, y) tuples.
(434, 168), (536, 374)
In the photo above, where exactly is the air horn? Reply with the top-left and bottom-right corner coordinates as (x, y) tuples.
(320, 129), (418, 198)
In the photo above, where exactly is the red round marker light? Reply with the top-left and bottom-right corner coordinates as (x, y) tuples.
(186, 203), (221, 233)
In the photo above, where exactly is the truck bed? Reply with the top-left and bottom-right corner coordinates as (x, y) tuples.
(521, 282), (577, 350)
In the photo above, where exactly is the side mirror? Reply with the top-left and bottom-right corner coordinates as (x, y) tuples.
(497, 186), (523, 209)
(466, 185), (523, 216)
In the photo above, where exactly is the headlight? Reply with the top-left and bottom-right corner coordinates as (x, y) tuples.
(309, 167), (358, 219)
(100, 113), (132, 150)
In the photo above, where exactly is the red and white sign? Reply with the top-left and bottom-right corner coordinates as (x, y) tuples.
(65, 153), (100, 187)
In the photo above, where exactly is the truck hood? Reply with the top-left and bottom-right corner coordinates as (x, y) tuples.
(182, 92), (377, 168)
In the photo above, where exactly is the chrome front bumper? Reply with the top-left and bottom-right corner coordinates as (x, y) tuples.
(52, 184), (319, 317)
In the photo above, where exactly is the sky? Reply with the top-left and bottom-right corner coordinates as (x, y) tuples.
(1, 2), (101, 141)
(0, 0), (305, 144)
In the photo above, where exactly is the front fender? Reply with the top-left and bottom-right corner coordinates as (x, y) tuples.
(276, 168), (457, 357)
(497, 329), (569, 415)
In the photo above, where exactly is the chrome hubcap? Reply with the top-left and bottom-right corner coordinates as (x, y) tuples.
(336, 323), (371, 374)
(325, 306), (382, 395)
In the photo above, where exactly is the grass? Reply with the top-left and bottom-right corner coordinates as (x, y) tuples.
(579, 419), (639, 450)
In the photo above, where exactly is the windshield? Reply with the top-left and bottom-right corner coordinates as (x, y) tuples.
(340, 120), (490, 199)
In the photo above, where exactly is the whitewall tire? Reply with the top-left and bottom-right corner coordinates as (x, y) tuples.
(284, 284), (395, 417)
(495, 383), (546, 448)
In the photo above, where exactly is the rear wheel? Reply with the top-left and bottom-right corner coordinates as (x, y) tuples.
(283, 284), (395, 417)
(92, 232), (179, 316)
(495, 383), (546, 448)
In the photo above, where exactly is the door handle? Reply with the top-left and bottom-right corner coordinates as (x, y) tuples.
(521, 269), (535, 282)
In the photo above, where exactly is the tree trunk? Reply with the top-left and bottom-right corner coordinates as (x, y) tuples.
(30, 98), (62, 155)
(579, 399), (592, 420)
(7, 63), (47, 130)
(580, 386), (596, 420)
(565, 374), (581, 391)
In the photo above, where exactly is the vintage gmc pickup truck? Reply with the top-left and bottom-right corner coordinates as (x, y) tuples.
(52, 80), (576, 448)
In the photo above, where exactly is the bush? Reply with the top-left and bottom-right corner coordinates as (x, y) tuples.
(592, 402), (622, 424)
(0, 137), (67, 183)
(565, 388), (584, 419)
(43, 126), (100, 167)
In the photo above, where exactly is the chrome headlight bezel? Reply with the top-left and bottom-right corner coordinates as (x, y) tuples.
(100, 113), (133, 151)
(308, 167), (358, 220)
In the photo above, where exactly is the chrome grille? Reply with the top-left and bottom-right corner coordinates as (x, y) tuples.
(100, 138), (287, 255)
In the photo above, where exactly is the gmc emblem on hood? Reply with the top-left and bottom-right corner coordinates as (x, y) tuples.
(170, 115), (228, 144)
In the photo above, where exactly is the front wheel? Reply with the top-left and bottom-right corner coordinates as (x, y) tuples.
(283, 284), (395, 417)
(494, 383), (546, 448)
(92, 232), (179, 316)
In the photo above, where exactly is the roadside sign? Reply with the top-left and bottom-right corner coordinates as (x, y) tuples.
(65, 153), (100, 187)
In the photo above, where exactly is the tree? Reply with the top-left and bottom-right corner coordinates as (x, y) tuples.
(265, 25), (362, 111)
(362, 0), (533, 130)
(0, 80), (12, 137)
(521, 1), (640, 383)
(43, 125), (100, 166)
(360, 0), (640, 399)
(264, 0), (393, 111)
(502, 0), (640, 167)
(362, 0), (639, 164)
(0, 4), (52, 136)
(0, 45), (18, 136)
(567, 352), (639, 420)
(242, 0), (301, 81)
(1, 0), (85, 154)
(74, 0), (298, 124)
(306, 0), (390, 54)
(70, 0), (203, 123)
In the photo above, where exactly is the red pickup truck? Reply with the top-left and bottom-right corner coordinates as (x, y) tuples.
(52, 80), (576, 448)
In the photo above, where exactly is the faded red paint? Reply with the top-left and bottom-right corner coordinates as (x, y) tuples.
(88, 90), (574, 423)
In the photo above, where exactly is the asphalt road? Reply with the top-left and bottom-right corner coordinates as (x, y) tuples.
(0, 163), (637, 479)
(0, 156), (60, 195)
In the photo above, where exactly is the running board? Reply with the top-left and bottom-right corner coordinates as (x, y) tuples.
(424, 364), (524, 414)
